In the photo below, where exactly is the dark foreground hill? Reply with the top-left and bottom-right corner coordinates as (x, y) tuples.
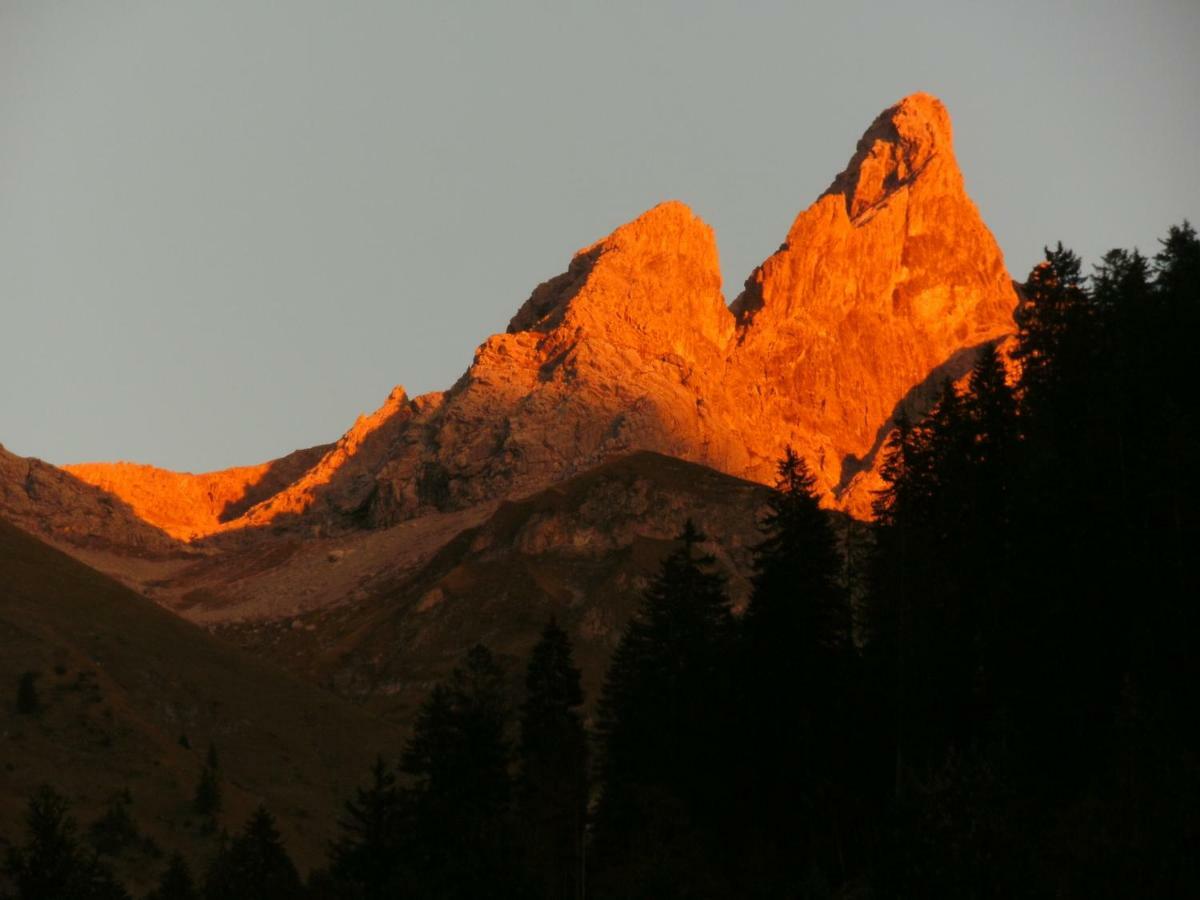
(0, 517), (399, 893)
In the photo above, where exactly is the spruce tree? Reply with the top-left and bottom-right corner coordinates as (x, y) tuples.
(329, 757), (404, 900)
(146, 853), (198, 900)
(869, 382), (985, 784)
(400, 644), (519, 898)
(192, 765), (220, 823)
(740, 448), (857, 889)
(744, 447), (849, 651)
(203, 807), (301, 900)
(517, 617), (588, 900)
(593, 520), (735, 897)
(1013, 242), (1092, 427)
(88, 790), (140, 857)
(3, 786), (129, 900)
(16, 671), (39, 715)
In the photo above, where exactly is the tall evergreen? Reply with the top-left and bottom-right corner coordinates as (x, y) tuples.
(2, 786), (129, 900)
(517, 618), (587, 900)
(192, 746), (221, 823)
(146, 853), (198, 900)
(743, 447), (850, 650)
(15, 672), (40, 715)
(399, 644), (519, 898)
(203, 806), (301, 900)
(1012, 242), (1093, 431)
(870, 383), (981, 778)
(328, 757), (405, 900)
(739, 448), (859, 891)
(592, 520), (735, 897)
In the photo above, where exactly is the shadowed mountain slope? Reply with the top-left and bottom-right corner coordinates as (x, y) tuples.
(0, 445), (182, 557)
(0, 517), (400, 889)
(214, 452), (786, 722)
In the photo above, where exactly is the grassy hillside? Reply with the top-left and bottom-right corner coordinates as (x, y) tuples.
(0, 517), (400, 893)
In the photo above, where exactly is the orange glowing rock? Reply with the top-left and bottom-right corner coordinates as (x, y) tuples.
(63, 446), (329, 541)
(725, 92), (1018, 512)
(368, 93), (1017, 522)
(45, 93), (1019, 537)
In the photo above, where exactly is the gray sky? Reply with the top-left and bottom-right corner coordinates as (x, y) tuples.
(2, 0), (1197, 471)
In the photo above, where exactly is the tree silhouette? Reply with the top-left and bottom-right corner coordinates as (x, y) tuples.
(399, 644), (520, 898)
(87, 790), (140, 857)
(517, 617), (588, 900)
(15, 671), (39, 715)
(203, 806), (300, 900)
(146, 853), (198, 900)
(328, 757), (404, 899)
(192, 765), (220, 823)
(2, 786), (129, 900)
(744, 447), (850, 650)
(593, 520), (736, 897)
(738, 448), (862, 889)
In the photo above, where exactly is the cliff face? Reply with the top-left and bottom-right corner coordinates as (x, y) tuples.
(367, 92), (1017, 523)
(63, 445), (330, 541)
(725, 92), (1018, 510)
(31, 93), (1017, 539)
(0, 445), (181, 555)
(368, 201), (740, 523)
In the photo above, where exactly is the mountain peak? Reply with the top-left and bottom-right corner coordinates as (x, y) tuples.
(823, 92), (955, 221)
(581, 200), (709, 255)
(24, 96), (1017, 537)
(507, 200), (728, 345)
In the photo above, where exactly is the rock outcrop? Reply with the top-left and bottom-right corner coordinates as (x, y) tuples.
(368, 201), (741, 523)
(725, 92), (1018, 509)
(365, 92), (1017, 522)
(38, 92), (1018, 538)
(0, 445), (181, 555)
(64, 445), (330, 540)
(60, 387), (418, 539)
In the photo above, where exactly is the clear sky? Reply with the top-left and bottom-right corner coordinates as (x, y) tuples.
(2, 0), (1197, 471)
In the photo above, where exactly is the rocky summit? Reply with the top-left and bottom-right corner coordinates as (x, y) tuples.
(366, 92), (1017, 523)
(41, 92), (1016, 539)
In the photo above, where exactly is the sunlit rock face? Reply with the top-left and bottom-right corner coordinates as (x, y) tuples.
(46, 93), (1018, 536)
(0, 445), (182, 553)
(370, 92), (1017, 522)
(368, 201), (739, 522)
(61, 386), (416, 539)
(63, 447), (329, 541)
(725, 92), (1018, 512)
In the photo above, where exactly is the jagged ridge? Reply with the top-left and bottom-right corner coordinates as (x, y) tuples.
(31, 92), (1018, 538)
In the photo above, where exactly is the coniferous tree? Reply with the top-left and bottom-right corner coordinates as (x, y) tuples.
(870, 384), (974, 778)
(146, 853), (198, 900)
(3, 786), (129, 900)
(328, 757), (404, 900)
(958, 343), (1020, 721)
(15, 672), (39, 715)
(593, 520), (735, 897)
(517, 617), (588, 900)
(203, 807), (300, 900)
(192, 767), (220, 823)
(400, 644), (519, 899)
(855, 222), (1200, 894)
(88, 790), (140, 857)
(739, 448), (857, 889)
(744, 447), (850, 650)
(191, 742), (222, 826)
(1013, 242), (1093, 431)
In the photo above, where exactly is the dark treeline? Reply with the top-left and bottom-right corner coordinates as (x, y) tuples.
(3, 223), (1197, 897)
